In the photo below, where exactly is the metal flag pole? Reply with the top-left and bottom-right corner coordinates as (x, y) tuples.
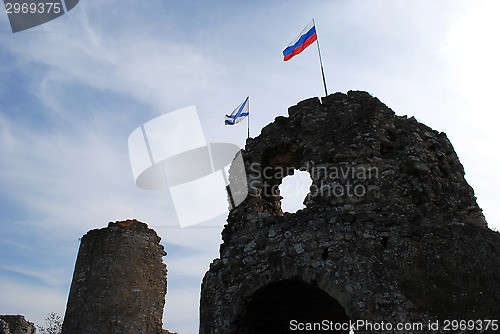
(247, 97), (250, 139)
(313, 19), (328, 97)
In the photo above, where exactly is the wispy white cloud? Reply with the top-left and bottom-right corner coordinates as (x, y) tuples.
(0, 278), (67, 327)
(0, 264), (69, 288)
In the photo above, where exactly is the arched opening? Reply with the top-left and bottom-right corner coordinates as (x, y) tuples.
(279, 170), (312, 213)
(237, 280), (351, 334)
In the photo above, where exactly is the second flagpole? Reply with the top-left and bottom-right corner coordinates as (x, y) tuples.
(313, 19), (328, 97)
(247, 97), (250, 139)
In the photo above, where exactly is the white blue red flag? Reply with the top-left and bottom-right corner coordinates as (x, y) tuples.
(225, 96), (249, 125)
(283, 20), (318, 61)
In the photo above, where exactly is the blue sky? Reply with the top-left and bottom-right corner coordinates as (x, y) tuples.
(0, 1), (499, 333)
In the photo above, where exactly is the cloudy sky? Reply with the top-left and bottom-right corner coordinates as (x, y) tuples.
(0, 0), (499, 333)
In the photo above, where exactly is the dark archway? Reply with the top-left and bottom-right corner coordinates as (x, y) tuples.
(238, 280), (350, 334)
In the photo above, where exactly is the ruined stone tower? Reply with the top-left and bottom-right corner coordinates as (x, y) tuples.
(62, 219), (167, 334)
(199, 91), (500, 333)
(0, 315), (35, 334)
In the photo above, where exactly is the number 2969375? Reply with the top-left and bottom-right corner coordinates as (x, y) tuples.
(5, 2), (62, 14)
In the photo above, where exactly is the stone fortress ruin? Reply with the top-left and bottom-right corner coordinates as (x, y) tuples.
(5, 91), (498, 334)
(198, 91), (500, 333)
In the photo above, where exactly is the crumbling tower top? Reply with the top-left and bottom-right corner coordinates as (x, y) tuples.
(62, 219), (167, 334)
(230, 90), (486, 227)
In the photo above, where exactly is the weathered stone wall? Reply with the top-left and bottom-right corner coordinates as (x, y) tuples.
(0, 319), (8, 334)
(199, 91), (500, 333)
(61, 219), (167, 334)
(0, 315), (35, 334)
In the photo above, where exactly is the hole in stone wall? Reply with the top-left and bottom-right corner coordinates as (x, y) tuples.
(260, 145), (303, 215)
(238, 280), (351, 334)
(279, 170), (312, 213)
(322, 248), (329, 260)
(381, 236), (389, 248)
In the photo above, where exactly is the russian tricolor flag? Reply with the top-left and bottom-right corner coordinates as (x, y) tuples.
(283, 20), (318, 61)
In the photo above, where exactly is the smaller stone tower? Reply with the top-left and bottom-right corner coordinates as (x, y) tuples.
(0, 315), (35, 334)
(62, 219), (167, 334)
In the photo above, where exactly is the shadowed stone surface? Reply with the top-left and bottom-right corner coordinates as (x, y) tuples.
(61, 219), (167, 334)
(199, 91), (500, 334)
(0, 319), (8, 334)
(0, 315), (35, 334)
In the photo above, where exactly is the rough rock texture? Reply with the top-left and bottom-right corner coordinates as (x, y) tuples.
(61, 219), (167, 334)
(0, 319), (8, 334)
(0, 315), (35, 334)
(199, 91), (500, 333)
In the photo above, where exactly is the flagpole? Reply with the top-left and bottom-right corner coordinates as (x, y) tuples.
(247, 113), (250, 139)
(247, 96), (250, 139)
(313, 19), (328, 97)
